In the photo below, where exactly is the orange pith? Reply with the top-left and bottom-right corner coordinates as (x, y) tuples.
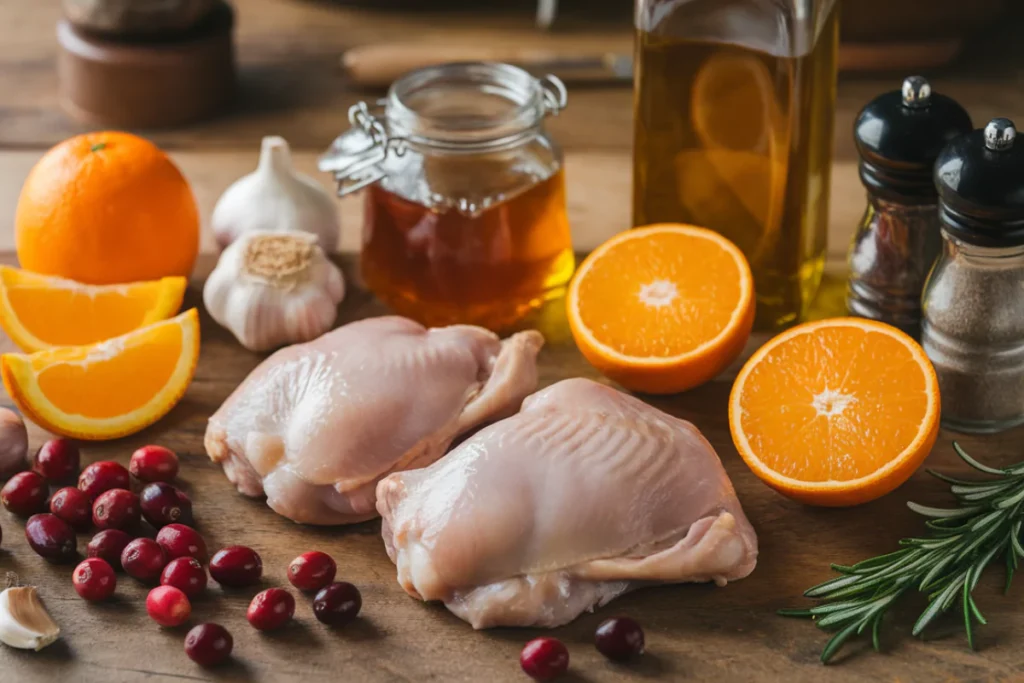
(729, 318), (940, 506)
(567, 224), (754, 394)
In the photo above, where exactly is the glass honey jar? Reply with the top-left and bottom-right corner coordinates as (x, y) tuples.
(319, 63), (574, 332)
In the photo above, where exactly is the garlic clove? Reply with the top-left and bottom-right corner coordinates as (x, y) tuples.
(0, 586), (61, 651)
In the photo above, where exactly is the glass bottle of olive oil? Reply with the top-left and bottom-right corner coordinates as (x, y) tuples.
(634, 0), (840, 329)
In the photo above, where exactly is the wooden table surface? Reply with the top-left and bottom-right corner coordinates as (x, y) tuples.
(1, 1), (1024, 681)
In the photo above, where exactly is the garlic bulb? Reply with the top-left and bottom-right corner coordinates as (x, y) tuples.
(203, 231), (345, 352)
(0, 586), (61, 651)
(211, 136), (340, 251)
(0, 409), (27, 479)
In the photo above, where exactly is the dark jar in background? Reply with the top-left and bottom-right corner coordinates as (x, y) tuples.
(846, 76), (972, 337)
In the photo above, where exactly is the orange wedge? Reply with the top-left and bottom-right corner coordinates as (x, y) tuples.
(0, 266), (186, 353)
(729, 318), (940, 507)
(567, 224), (755, 393)
(2, 309), (200, 441)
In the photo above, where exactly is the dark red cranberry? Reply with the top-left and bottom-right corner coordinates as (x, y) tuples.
(87, 529), (133, 570)
(92, 488), (140, 531)
(49, 486), (92, 531)
(209, 546), (262, 587)
(121, 537), (167, 583)
(78, 461), (129, 500)
(161, 557), (207, 598)
(312, 582), (361, 626)
(24, 513), (77, 563)
(247, 588), (295, 631)
(521, 637), (570, 681)
(72, 558), (117, 601)
(595, 617), (645, 661)
(155, 524), (207, 562)
(185, 623), (233, 667)
(129, 445), (179, 483)
(139, 482), (192, 528)
(147, 585), (191, 627)
(287, 551), (336, 592)
(1, 471), (48, 516)
(31, 438), (81, 482)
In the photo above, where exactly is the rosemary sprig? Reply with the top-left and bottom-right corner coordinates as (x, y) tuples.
(780, 442), (1024, 664)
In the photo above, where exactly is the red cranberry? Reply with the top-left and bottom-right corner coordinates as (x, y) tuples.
(72, 558), (117, 601)
(247, 588), (295, 631)
(24, 513), (77, 563)
(1, 471), (48, 516)
(87, 529), (133, 570)
(49, 486), (92, 530)
(595, 617), (645, 661)
(139, 482), (192, 528)
(312, 582), (361, 626)
(121, 537), (167, 583)
(287, 551), (336, 592)
(184, 623), (233, 667)
(92, 488), (140, 531)
(520, 637), (570, 681)
(146, 585), (191, 627)
(209, 546), (262, 587)
(129, 445), (179, 483)
(31, 439), (80, 482)
(155, 524), (207, 562)
(161, 557), (207, 598)
(78, 461), (129, 500)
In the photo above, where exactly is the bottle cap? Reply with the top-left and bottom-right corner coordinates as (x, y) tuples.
(854, 76), (972, 201)
(936, 118), (1024, 247)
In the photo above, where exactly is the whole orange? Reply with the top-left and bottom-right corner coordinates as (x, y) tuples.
(15, 132), (199, 285)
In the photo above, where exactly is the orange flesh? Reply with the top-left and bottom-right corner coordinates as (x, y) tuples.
(574, 231), (744, 357)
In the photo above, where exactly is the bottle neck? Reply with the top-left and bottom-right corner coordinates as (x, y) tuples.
(943, 231), (1024, 262)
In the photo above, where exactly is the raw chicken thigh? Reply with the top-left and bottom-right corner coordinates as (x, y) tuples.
(205, 316), (544, 525)
(377, 378), (758, 629)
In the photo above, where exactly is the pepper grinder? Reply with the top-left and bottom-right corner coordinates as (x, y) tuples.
(846, 76), (972, 337)
(922, 118), (1024, 434)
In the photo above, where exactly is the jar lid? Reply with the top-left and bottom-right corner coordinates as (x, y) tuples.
(936, 118), (1024, 246)
(854, 76), (972, 199)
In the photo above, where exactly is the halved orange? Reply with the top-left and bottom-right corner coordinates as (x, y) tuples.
(0, 266), (186, 353)
(2, 309), (200, 441)
(729, 318), (940, 506)
(567, 224), (755, 394)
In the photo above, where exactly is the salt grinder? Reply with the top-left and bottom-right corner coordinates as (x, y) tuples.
(922, 118), (1024, 434)
(847, 76), (972, 336)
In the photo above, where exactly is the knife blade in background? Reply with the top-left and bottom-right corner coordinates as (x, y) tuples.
(341, 43), (633, 89)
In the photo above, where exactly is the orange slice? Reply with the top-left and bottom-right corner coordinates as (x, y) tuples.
(729, 318), (940, 506)
(0, 266), (186, 353)
(567, 224), (755, 393)
(2, 309), (200, 441)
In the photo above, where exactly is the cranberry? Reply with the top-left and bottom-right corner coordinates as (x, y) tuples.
(287, 551), (336, 592)
(1, 471), (48, 516)
(87, 529), (133, 570)
(78, 461), (129, 500)
(209, 546), (262, 587)
(247, 588), (295, 631)
(24, 513), (77, 563)
(31, 439), (80, 482)
(520, 637), (570, 681)
(92, 488), (140, 531)
(72, 558), (117, 601)
(49, 486), (92, 530)
(146, 585), (191, 627)
(184, 623), (233, 667)
(139, 482), (192, 528)
(594, 616), (645, 661)
(121, 537), (167, 583)
(155, 524), (207, 562)
(161, 557), (207, 598)
(129, 445), (179, 483)
(312, 582), (361, 626)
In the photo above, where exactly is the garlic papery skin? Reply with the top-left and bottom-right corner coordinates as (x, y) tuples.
(203, 231), (345, 352)
(0, 587), (61, 651)
(211, 136), (341, 252)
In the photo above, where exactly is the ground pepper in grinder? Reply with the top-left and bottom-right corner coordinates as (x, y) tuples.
(847, 76), (972, 336)
(922, 118), (1024, 434)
